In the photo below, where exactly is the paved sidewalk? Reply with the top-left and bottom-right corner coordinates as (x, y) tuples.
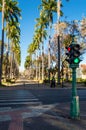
(0, 101), (86, 130)
(23, 101), (86, 130)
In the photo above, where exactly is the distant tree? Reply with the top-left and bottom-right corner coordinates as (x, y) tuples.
(80, 17), (86, 38)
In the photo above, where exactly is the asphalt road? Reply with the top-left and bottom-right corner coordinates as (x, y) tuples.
(0, 85), (86, 108)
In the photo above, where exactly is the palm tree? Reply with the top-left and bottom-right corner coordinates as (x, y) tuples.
(5, 21), (20, 78)
(40, 0), (58, 82)
(35, 11), (48, 80)
(0, 0), (5, 84)
(6, 21), (21, 78)
(0, 0), (21, 84)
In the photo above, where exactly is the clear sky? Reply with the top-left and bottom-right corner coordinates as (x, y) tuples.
(1, 0), (86, 71)
(18, 0), (86, 72)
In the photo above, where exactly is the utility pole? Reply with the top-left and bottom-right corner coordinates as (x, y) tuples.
(57, 0), (61, 85)
(0, 0), (5, 85)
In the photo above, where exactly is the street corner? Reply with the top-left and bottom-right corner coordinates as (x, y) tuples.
(23, 104), (86, 130)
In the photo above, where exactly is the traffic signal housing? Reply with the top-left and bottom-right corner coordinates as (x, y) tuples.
(65, 44), (81, 65)
(65, 46), (72, 64)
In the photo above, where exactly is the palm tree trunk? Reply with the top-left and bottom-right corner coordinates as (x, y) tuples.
(36, 51), (38, 80)
(39, 63), (41, 80)
(57, 35), (61, 84)
(5, 34), (10, 79)
(10, 43), (13, 79)
(38, 49), (41, 80)
(48, 22), (52, 83)
(42, 41), (44, 81)
(57, 0), (61, 85)
(48, 36), (51, 82)
(0, 0), (5, 84)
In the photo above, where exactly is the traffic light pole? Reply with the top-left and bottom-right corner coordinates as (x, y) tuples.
(72, 67), (77, 97)
(70, 64), (80, 119)
(65, 34), (81, 119)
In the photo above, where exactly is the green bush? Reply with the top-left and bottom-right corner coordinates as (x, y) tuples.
(84, 80), (86, 86)
(43, 79), (49, 83)
(6, 78), (15, 83)
(77, 78), (84, 82)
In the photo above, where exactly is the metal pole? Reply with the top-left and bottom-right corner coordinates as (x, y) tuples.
(72, 67), (77, 97)
(70, 66), (80, 119)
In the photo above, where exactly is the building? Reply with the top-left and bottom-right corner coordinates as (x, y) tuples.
(76, 64), (86, 79)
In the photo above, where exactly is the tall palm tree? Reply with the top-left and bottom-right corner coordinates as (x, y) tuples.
(40, 0), (57, 82)
(33, 33), (41, 80)
(5, 20), (20, 77)
(0, 0), (21, 84)
(0, 0), (5, 84)
(6, 21), (21, 78)
(35, 11), (48, 80)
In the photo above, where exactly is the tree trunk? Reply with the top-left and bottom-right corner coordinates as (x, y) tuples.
(36, 51), (38, 80)
(42, 41), (44, 81)
(48, 22), (52, 83)
(0, 0), (5, 84)
(57, 35), (61, 85)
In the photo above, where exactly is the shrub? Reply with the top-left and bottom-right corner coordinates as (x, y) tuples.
(43, 79), (49, 83)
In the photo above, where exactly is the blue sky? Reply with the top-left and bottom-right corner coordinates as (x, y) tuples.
(0, 0), (86, 71)
(18, 0), (86, 71)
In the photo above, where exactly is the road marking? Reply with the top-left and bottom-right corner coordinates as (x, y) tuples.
(0, 115), (11, 121)
(0, 107), (12, 112)
(0, 101), (42, 105)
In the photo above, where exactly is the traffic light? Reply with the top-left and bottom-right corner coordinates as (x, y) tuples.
(72, 44), (81, 64)
(65, 44), (81, 64)
(65, 45), (72, 64)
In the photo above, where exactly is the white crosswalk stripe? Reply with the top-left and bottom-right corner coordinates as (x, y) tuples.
(0, 90), (42, 107)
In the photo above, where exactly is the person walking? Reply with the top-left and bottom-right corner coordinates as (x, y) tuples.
(50, 75), (55, 88)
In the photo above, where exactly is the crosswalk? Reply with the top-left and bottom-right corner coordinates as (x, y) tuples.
(0, 90), (42, 108)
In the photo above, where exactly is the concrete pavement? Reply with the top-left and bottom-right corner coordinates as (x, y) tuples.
(24, 101), (86, 130)
(0, 101), (86, 130)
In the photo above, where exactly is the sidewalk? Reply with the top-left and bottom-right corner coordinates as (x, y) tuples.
(0, 81), (86, 90)
(23, 101), (86, 130)
(0, 101), (86, 130)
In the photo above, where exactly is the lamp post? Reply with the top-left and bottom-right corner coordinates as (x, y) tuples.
(0, 0), (5, 84)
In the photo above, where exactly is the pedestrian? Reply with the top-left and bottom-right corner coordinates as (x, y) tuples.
(50, 75), (55, 88)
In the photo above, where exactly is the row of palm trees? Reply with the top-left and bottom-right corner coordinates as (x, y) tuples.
(24, 0), (67, 82)
(0, 0), (21, 84)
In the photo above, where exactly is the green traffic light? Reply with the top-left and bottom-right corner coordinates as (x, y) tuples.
(74, 58), (80, 64)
